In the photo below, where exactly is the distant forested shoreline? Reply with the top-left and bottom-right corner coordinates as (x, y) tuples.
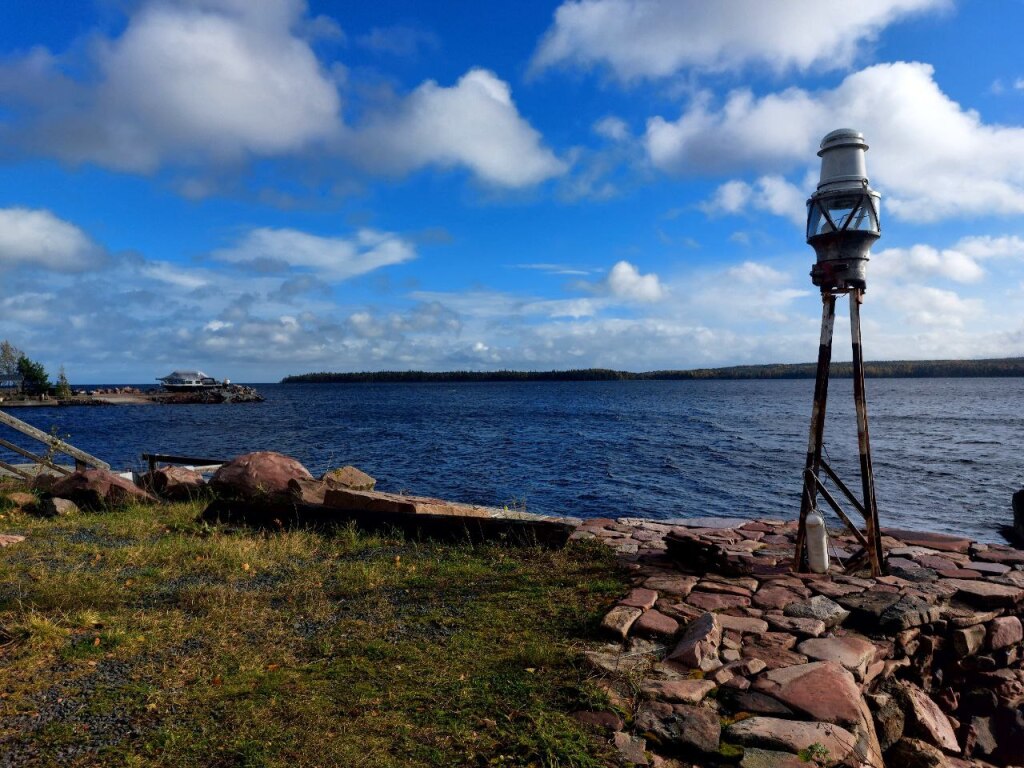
(281, 357), (1024, 383)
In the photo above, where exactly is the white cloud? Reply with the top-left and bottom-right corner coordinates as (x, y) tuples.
(647, 62), (1024, 222)
(605, 260), (665, 302)
(348, 68), (566, 188)
(213, 227), (416, 282)
(872, 234), (1024, 285)
(532, 0), (946, 80)
(0, 4), (560, 191)
(593, 116), (629, 141)
(0, 208), (105, 272)
(703, 176), (807, 226)
(0, 0), (340, 171)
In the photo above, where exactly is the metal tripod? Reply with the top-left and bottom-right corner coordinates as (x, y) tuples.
(793, 288), (885, 576)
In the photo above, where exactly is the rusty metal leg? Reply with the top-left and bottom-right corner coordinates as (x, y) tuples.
(794, 293), (836, 571)
(850, 289), (885, 576)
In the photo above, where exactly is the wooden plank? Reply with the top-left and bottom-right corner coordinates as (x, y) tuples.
(0, 409), (109, 470)
(0, 437), (73, 475)
(0, 458), (33, 480)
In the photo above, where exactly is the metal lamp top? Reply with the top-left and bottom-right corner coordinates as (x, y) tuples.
(816, 128), (870, 194)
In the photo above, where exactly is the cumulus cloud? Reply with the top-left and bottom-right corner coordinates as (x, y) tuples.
(0, 208), (106, 272)
(532, 0), (946, 80)
(0, 3), (560, 190)
(0, 0), (340, 171)
(347, 68), (566, 188)
(213, 227), (416, 282)
(872, 234), (1024, 285)
(593, 116), (630, 142)
(605, 260), (665, 302)
(702, 176), (807, 226)
(647, 62), (1024, 222)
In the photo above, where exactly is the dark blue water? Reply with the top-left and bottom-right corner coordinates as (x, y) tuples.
(4, 379), (1022, 542)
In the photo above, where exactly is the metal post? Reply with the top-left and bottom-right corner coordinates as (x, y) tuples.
(849, 288), (884, 576)
(794, 293), (836, 571)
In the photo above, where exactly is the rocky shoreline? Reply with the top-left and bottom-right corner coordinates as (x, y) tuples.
(575, 516), (1024, 767)
(0, 384), (264, 406)
(4, 453), (1022, 767)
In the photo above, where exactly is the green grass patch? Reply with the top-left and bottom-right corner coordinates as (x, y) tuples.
(0, 497), (628, 767)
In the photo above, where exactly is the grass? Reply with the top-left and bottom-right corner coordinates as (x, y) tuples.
(0, 488), (629, 767)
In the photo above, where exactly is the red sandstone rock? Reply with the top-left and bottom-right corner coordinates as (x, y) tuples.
(724, 717), (858, 761)
(640, 678), (715, 704)
(686, 591), (750, 612)
(642, 574), (697, 596)
(754, 661), (862, 726)
(50, 469), (157, 510)
(897, 682), (961, 753)
(667, 612), (721, 671)
(952, 624), (986, 657)
(943, 578), (1023, 609)
(988, 616), (1023, 650)
(211, 451), (313, 500)
(752, 585), (802, 610)
(718, 614), (769, 635)
(601, 606), (643, 640)
(632, 609), (679, 639)
(797, 635), (877, 679)
(619, 588), (659, 609)
(140, 465), (206, 501)
(883, 528), (972, 554)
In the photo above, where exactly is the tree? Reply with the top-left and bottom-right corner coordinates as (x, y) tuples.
(17, 354), (50, 394)
(0, 340), (21, 377)
(55, 366), (72, 398)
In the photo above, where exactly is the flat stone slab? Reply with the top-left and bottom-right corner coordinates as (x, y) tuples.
(0, 534), (25, 547)
(724, 716), (858, 760)
(754, 661), (863, 726)
(797, 636), (877, 679)
(882, 528), (971, 554)
(943, 578), (1024, 608)
(664, 516), (750, 529)
(640, 678), (716, 704)
(632, 609), (679, 639)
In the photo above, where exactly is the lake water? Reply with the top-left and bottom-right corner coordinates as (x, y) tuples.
(4, 379), (1022, 543)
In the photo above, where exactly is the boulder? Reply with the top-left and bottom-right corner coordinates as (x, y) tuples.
(668, 704), (721, 754)
(322, 465), (376, 491)
(49, 469), (157, 510)
(38, 497), (79, 517)
(211, 451), (313, 501)
(666, 612), (721, 671)
(140, 466), (206, 501)
(951, 624), (986, 657)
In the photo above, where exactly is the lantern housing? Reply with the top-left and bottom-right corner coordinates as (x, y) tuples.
(806, 129), (881, 293)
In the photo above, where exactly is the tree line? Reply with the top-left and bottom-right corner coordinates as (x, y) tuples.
(281, 357), (1024, 384)
(0, 340), (71, 397)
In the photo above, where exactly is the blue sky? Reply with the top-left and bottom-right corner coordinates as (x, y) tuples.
(2, 0), (1024, 382)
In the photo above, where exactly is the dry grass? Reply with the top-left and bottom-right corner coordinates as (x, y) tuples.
(0, 490), (628, 767)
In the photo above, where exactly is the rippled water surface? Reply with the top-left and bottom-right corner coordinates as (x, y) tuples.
(5, 379), (1022, 542)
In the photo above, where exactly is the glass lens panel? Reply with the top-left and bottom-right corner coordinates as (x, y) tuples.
(807, 203), (833, 236)
(825, 195), (860, 230)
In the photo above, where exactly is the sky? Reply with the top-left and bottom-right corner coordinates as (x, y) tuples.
(2, 0), (1024, 383)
